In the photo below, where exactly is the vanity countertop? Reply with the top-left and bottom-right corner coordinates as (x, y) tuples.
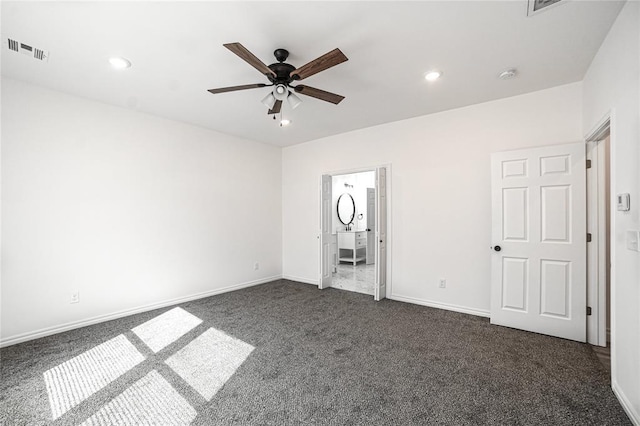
(336, 229), (368, 233)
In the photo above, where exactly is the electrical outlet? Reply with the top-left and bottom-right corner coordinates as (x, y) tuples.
(254, 262), (259, 271)
(439, 279), (446, 289)
(70, 292), (79, 304)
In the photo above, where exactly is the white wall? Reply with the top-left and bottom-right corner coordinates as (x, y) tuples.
(282, 82), (583, 314)
(1, 78), (282, 345)
(582, 2), (640, 422)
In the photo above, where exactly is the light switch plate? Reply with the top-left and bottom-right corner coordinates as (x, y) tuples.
(626, 230), (640, 252)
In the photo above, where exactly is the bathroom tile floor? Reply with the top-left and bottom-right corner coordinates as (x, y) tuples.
(331, 263), (375, 295)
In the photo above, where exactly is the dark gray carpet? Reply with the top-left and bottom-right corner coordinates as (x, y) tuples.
(0, 280), (631, 425)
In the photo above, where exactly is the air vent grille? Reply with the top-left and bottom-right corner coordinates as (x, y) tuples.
(533, 0), (562, 11)
(8, 38), (18, 52)
(527, 0), (563, 16)
(4, 37), (49, 62)
(34, 48), (46, 60)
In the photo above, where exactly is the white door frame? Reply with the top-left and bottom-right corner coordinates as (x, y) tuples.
(585, 116), (612, 347)
(318, 164), (392, 299)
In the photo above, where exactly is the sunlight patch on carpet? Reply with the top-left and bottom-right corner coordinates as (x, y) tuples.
(44, 334), (144, 420)
(80, 370), (196, 426)
(165, 328), (254, 400)
(132, 307), (202, 353)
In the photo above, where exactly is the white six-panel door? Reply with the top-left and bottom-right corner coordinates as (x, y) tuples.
(366, 187), (375, 265)
(375, 167), (387, 301)
(319, 175), (333, 289)
(490, 142), (586, 342)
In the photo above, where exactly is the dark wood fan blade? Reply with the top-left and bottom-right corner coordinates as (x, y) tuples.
(293, 85), (345, 104)
(290, 48), (348, 81)
(224, 43), (276, 78)
(207, 83), (267, 94)
(268, 100), (282, 114)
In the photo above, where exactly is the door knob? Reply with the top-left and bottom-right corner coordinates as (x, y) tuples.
(493, 245), (502, 252)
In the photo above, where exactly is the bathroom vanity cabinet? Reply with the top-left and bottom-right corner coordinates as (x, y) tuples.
(337, 231), (367, 265)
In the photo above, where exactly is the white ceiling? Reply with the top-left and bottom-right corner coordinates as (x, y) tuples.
(1, 1), (624, 147)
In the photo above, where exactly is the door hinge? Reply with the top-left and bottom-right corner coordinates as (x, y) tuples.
(587, 306), (592, 316)
(586, 159), (592, 169)
(587, 233), (592, 242)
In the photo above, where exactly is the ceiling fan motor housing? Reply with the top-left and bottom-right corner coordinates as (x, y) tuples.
(267, 61), (296, 85)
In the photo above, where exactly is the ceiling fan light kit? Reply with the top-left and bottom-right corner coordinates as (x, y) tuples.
(273, 84), (288, 101)
(261, 92), (277, 109)
(208, 42), (348, 122)
(287, 91), (302, 110)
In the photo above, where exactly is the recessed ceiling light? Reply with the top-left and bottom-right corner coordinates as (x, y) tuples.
(424, 70), (442, 81)
(109, 57), (131, 70)
(499, 68), (517, 79)
(280, 119), (291, 127)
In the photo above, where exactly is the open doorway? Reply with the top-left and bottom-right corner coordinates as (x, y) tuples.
(319, 166), (389, 301)
(332, 171), (376, 295)
(586, 119), (612, 374)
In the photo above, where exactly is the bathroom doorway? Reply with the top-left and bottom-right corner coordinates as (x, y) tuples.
(319, 166), (389, 300)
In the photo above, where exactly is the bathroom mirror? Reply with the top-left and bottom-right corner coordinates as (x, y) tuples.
(337, 193), (356, 225)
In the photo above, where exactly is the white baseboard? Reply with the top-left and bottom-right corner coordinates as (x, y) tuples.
(0, 275), (282, 348)
(613, 380), (640, 426)
(282, 275), (318, 286)
(389, 294), (490, 318)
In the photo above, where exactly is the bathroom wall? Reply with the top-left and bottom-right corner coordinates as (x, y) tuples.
(332, 171), (375, 232)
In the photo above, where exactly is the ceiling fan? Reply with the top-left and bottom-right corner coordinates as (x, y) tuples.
(207, 43), (348, 115)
